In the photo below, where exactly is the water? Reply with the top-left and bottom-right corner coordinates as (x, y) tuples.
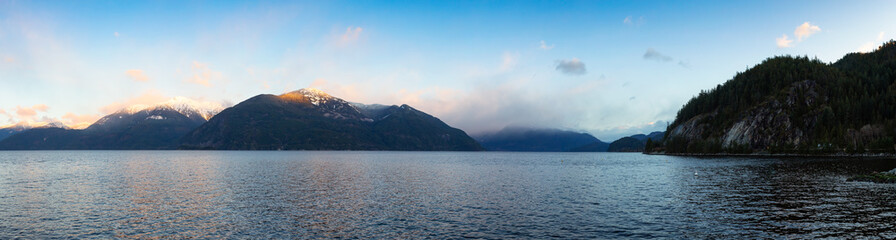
(1, 151), (895, 239)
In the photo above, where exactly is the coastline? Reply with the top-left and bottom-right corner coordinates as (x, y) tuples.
(646, 152), (896, 159)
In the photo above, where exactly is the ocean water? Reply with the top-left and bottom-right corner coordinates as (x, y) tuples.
(1, 151), (895, 239)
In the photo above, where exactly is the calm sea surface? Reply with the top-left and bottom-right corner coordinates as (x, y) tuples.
(1, 151), (896, 239)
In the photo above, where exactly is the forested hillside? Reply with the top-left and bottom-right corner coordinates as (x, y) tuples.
(663, 40), (896, 154)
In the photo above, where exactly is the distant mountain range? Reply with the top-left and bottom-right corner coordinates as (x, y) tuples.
(1, 88), (668, 152)
(474, 127), (607, 152)
(0, 89), (482, 151)
(472, 127), (663, 152)
(572, 131), (664, 152)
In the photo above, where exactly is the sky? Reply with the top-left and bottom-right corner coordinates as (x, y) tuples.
(1, 0), (895, 140)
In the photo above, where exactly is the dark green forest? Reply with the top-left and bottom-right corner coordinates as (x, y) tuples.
(660, 40), (896, 154)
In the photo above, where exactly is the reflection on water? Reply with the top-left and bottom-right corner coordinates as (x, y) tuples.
(0, 151), (895, 238)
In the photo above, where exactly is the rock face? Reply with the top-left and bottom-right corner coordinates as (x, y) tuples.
(670, 80), (823, 151)
(474, 127), (604, 152)
(179, 88), (483, 151)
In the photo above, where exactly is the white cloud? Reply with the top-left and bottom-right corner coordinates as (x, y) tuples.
(794, 22), (820, 42)
(114, 32), (119, 37)
(776, 34), (793, 48)
(539, 40), (554, 50)
(623, 16), (644, 26)
(857, 31), (886, 53)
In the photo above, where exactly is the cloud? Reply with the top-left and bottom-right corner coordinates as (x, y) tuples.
(334, 26), (363, 46)
(643, 48), (673, 62)
(3, 57), (13, 63)
(99, 90), (169, 114)
(500, 52), (520, 72)
(61, 112), (100, 129)
(114, 32), (119, 37)
(16, 106), (37, 118)
(185, 61), (221, 87)
(794, 22), (821, 41)
(555, 58), (586, 75)
(623, 16), (644, 26)
(125, 69), (149, 82)
(775, 22), (821, 48)
(590, 120), (669, 142)
(10, 104), (49, 123)
(539, 40), (554, 50)
(857, 31), (886, 53)
(776, 34), (793, 48)
(0, 109), (11, 122)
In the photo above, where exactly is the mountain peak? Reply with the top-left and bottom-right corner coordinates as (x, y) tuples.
(298, 88), (329, 97)
(279, 88), (341, 106)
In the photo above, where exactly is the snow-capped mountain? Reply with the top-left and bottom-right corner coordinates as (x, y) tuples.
(119, 97), (224, 121)
(0, 121), (70, 141)
(91, 97), (224, 128)
(0, 97), (225, 150)
(278, 88), (372, 121)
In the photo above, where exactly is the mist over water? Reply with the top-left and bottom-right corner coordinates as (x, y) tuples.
(1, 151), (895, 238)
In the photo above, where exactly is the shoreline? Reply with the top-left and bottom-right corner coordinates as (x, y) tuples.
(647, 152), (896, 159)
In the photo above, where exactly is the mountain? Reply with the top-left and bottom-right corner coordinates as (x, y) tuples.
(0, 125), (29, 141)
(0, 122), (68, 142)
(630, 131), (664, 143)
(599, 132), (664, 152)
(664, 40), (896, 154)
(0, 97), (223, 150)
(179, 88), (483, 151)
(607, 137), (645, 152)
(474, 127), (604, 152)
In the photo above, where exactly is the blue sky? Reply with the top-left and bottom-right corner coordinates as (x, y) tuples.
(1, 0), (894, 140)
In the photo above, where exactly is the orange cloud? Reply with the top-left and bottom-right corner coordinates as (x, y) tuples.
(61, 112), (100, 129)
(309, 78), (328, 89)
(14, 104), (49, 119)
(794, 22), (820, 41)
(125, 69), (149, 82)
(185, 61), (220, 87)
